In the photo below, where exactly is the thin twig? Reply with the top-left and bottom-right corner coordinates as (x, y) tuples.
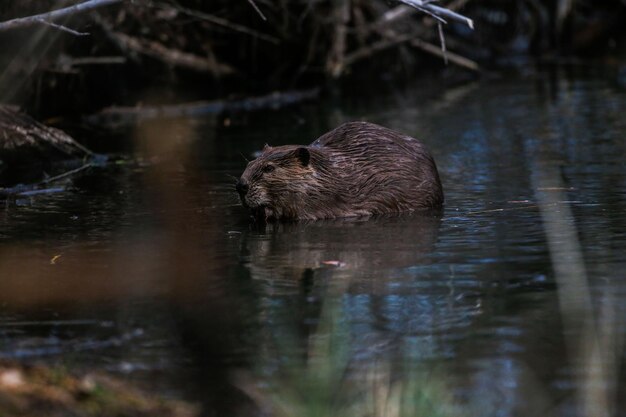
(344, 34), (415, 67)
(371, 0), (472, 34)
(0, 0), (123, 32)
(148, 1), (279, 44)
(437, 22), (448, 65)
(36, 18), (89, 36)
(39, 162), (93, 185)
(0, 162), (96, 198)
(409, 37), (478, 71)
(58, 55), (126, 67)
(246, 0), (267, 21)
(396, 0), (474, 28)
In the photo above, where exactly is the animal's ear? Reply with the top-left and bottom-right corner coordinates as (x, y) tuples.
(263, 143), (272, 151)
(295, 147), (310, 167)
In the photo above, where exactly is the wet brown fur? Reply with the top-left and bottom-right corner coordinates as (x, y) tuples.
(237, 121), (444, 220)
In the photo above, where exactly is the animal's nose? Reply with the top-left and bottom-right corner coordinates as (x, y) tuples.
(236, 180), (249, 196)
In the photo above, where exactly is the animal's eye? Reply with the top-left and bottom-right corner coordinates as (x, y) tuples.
(262, 164), (275, 174)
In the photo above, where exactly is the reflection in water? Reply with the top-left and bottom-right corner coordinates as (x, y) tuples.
(240, 214), (455, 371)
(0, 70), (625, 416)
(241, 213), (441, 282)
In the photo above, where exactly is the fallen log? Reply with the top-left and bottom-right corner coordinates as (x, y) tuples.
(0, 105), (94, 187)
(85, 88), (320, 128)
(92, 12), (236, 75)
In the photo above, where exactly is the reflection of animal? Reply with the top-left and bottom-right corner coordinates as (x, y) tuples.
(242, 214), (442, 285)
(236, 121), (443, 221)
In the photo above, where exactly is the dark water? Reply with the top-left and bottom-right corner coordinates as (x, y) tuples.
(1, 69), (625, 416)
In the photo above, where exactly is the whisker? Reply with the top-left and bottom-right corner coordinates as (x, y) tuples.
(225, 174), (239, 185)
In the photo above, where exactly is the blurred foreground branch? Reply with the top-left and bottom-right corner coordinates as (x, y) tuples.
(534, 160), (623, 417)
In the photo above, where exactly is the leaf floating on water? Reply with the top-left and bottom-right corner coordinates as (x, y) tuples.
(0, 369), (24, 388)
(321, 260), (346, 267)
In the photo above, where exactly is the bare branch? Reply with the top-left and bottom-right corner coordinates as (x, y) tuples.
(396, 0), (474, 29)
(363, 1), (479, 72)
(393, 0), (474, 66)
(0, 0), (123, 32)
(373, 0), (472, 33)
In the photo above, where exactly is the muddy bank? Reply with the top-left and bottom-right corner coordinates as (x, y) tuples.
(0, 360), (199, 417)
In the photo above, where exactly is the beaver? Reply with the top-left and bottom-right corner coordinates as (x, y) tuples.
(236, 121), (443, 220)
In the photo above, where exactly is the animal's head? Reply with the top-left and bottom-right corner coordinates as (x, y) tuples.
(236, 145), (316, 220)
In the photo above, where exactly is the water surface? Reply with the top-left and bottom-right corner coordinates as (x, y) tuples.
(1, 68), (625, 416)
